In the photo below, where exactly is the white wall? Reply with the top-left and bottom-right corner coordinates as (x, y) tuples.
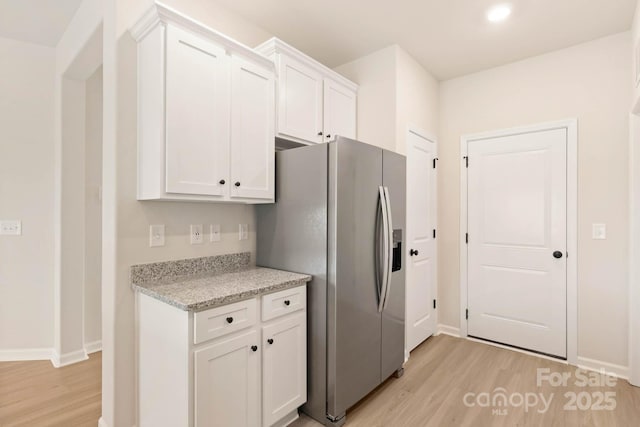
(103, 1), (274, 425)
(395, 47), (439, 154)
(439, 32), (631, 367)
(0, 37), (55, 358)
(84, 66), (102, 348)
(334, 46), (397, 151)
(335, 45), (439, 153)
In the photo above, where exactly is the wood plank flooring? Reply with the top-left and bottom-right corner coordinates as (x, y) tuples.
(1, 337), (639, 427)
(292, 335), (640, 427)
(0, 352), (101, 427)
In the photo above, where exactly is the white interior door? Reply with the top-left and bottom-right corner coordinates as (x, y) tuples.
(406, 129), (437, 352)
(466, 128), (567, 358)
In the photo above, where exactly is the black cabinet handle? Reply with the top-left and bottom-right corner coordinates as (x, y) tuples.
(326, 134), (331, 138)
(267, 338), (274, 345)
(553, 251), (563, 259)
(226, 317), (233, 324)
(317, 131), (323, 136)
(410, 249), (419, 256)
(251, 345), (258, 352)
(219, 179), (225, 185)
(284, 300), (291, 306)
(235, 182), (241, 187)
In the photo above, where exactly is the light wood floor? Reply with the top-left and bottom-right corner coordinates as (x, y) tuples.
(292, 335), (640, 427)
(0, 352), (101, 427)
(1, 337), (639, 427)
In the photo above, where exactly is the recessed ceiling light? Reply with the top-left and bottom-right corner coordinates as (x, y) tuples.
(487, 4), (512, 23)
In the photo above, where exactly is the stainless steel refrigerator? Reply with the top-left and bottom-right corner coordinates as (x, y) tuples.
(256, 136), (406, 427)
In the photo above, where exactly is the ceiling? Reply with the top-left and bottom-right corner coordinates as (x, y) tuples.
(215, 0), (637, 80)
(0, 0), (83, 47)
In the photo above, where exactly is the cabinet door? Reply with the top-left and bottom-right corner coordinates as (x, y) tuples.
(230, 57), (275, 200)
(165, 24), (230, 196)
(262, 313), (306, 427)
(195, 329), (260, 427)
(277, 54), (323, 144)
(323, 78), (357, 141)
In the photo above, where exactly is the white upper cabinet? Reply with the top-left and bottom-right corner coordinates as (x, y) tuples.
(276, 55), (324, 143)
(165, 25), (230, 196)
(256, 38), (358, 145)
(131, 4), (275, 203)
(323, 77), (357, 142)
(230, 56), (275, 201)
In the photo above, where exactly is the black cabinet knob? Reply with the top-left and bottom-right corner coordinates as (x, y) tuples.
(326, 134), (331, 138)
(226, 317), (234, 324)
(267, 338), (274, 345)
(219, 179), (225, 185)
(410, 249), (419, 256)
(317, 131), (323, 136)
(284, 300), (291, 306)
(235, 182), (241, 187)
(251, 345), (258, 352)
(553, 251), (563, 259)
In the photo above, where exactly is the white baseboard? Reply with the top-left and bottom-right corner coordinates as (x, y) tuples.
(0, 347), (53, 362)
(436, 324), (461, 337)
(85, 340), (102, 354)
(52, 348), (88, 368)
(577, 356), (629, 379)
(98, 417), (108, 427)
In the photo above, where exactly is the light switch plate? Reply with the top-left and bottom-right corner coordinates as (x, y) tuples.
(149, 224), (165, 247)
(210, 224), (221, 242)
(191, 224), (204, 245)
(0, 220), (21, 236)
(239, 224), (248, 241)
(592, 223), (606, 240)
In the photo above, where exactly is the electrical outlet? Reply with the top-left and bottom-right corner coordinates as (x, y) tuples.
(191, 224), (204, 244)
(239, 224), (248, 241)
(210, 224), (221, 242)
(592, 223), (606, 240)
(149, 224), (165, 247)
(0, 220), (21, 236)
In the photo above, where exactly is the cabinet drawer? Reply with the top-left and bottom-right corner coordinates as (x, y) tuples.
(194, 298), (257, 344)
(261, 286), (306, 322)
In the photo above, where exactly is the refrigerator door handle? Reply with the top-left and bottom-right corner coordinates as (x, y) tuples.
(377, 186), (390, 313)
(382, 186), (394, 311)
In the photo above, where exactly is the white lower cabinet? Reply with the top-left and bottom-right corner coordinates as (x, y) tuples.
(262, 313), (307, 426)
(195, 330), (260, 427)
(137, 286), (307, 427)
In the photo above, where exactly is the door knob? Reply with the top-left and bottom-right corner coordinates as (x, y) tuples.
(553, 251), (564, 259)
(410, 249), (419, 256)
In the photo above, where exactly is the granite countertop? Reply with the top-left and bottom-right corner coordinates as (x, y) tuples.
(130, 253), (311, 311)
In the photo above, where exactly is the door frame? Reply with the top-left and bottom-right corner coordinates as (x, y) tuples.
(405, 126), (438, 360)
(459, 119), (578, 365)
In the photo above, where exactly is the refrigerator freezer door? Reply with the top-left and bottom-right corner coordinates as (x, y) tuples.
(381, 150), (407, 381)
(327, 138), (383, 420)
(256, 144), (329, 423)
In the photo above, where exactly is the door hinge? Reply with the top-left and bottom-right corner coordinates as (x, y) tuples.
(433, 299), (437, 309)
(433, 157), (439, 169)
(433, 229), (436, 239)
(465, 308), (469, 320)
(463, 156), (469, 168)
(465, 233), (469, 244)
